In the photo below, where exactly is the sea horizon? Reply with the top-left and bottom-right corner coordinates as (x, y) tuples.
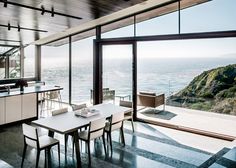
(41, 56), (236, 103)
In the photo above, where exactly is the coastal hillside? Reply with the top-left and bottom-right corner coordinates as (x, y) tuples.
(167, 64), (236, 115)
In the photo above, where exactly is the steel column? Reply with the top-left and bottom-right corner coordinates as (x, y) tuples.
(69, 36), (72, 105)
(93, 26), (102, 105)
(35, 45), (41, 81)
(132, 41), (137, 120)
(20, 46), (24, 77)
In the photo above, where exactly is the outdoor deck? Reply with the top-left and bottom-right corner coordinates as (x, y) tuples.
(138, 105), (236, 140)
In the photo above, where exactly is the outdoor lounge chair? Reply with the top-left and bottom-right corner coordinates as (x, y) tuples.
(137, 91), (165, 111)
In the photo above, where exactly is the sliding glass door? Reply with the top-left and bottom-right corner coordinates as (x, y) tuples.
(101, 43), (135, 106)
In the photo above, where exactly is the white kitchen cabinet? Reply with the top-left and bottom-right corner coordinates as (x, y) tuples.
(22, 93), (37, 119)
(0, 98), (5, 125)
(5, 96), (21, 123)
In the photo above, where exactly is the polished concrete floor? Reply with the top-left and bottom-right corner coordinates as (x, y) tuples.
(0, 121), (236, 168)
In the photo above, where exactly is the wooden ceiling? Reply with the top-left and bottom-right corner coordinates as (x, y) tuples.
(0, 0), (146, 46)
(0, 0), (210, 47)
(43, 0), (209, 46)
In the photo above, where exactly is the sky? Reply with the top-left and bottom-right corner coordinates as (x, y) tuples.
(26, 0), (236, 66)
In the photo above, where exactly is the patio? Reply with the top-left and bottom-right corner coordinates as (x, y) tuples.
(138, 105), (236, 141)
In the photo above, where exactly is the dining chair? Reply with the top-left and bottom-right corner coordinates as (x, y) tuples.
(45, 86), (62, 109)
(119, 100), (134, 132)
(21, 123), (60, 168)
(51, 107), (71, 157)
(71, 104), (88, 131)
(77, 117), (107, 165)
(104, 112), (125, 153)
(71, 103), (87, 111)
(71, 103), (88, 154)
(51, 107), (68, 116)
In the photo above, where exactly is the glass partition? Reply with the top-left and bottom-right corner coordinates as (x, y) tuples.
(0, 47), (21, 79)
(0, 57), (5, 79)
(41, 38), (69, 103)
(181, 0), (236, 33)
(101, 16), (134, 38)
(137, 38), (236, 121)
(72, 34), (95, 105)
(9, 48), (20, 78)
(102, 44), (133, 104)
(136, 2), (178, 36)
(24, 45), (35, 77)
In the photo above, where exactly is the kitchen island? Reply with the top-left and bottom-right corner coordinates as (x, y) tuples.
(0, 85), (63, 126)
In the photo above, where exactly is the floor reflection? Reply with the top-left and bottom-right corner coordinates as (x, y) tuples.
(0, 121), (233, 168)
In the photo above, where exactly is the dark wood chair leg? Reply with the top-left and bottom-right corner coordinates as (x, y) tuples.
(120, 127), (125, 146)
(87, 141), (91, 166)
(44, 149), (47, 168)
(73, 131), (81, 168)
(48, 130), (54, 137)
(64, 134), (68, 157)
(131, 119), (135, 132)
(72, 137), (75, 157)
(109, 132), (112, 152)
(102, 134), (106, 154)
(21, 144), (27, 168)
(36, 150), (40, 168)
(57, 143), (60, 167)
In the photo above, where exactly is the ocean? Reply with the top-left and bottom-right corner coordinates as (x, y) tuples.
(42, 57), (236, 103)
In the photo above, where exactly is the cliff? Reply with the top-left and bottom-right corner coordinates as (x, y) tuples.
(167, 64), (236, 115)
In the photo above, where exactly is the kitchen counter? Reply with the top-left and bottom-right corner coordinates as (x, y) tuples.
(0, 85), (63, 98)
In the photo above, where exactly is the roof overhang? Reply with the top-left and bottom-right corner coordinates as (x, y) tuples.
(33, 0), (210, 46)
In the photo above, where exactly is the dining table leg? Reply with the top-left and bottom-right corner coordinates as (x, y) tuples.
(48, 130), (54, 137)
(73, 131), (81, 167)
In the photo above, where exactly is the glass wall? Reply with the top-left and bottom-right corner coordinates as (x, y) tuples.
(137, 38), (236, 117)
(136, 2), (178, 36)
(72, 34), (95, 104)
(0, 57), (5, 79)
(181, 0), (236, 33)
(9, 48), (20, 78)
(41, 38), (69, 103)
(101, 16), (134, 38)
(102, 44), (133, 104)
(0, 47), (12, 79)
(0, 47), (21, 79)
(24, 45), (35, 77)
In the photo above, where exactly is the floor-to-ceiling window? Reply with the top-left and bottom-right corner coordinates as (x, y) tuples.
(72, 31), (95, 104)
(102, 44), (133, 104)
(95, 0), (236, 138)
(137, 38), (236, 119)
(41, 38), (69, 103)
(101, 17), (135, 105)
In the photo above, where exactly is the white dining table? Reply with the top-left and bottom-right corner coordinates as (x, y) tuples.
(32, 103), (131, 167)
